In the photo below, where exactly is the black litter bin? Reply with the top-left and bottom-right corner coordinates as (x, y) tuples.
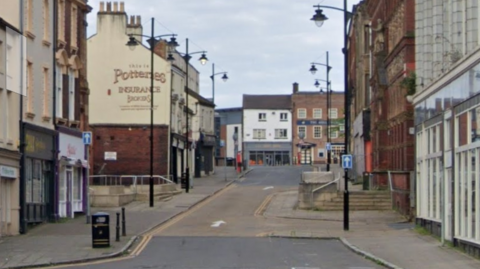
(181, 172), (187, 189)
(92, 212), (110, 248)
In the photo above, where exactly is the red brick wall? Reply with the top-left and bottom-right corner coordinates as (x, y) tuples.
(91, 125), (170, 176)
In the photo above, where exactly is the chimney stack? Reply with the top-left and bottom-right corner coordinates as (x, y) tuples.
(293, 82), (299, 94)
(99, 2), (105, 12)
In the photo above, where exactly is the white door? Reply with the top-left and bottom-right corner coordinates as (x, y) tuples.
(58, 167), (67, 217)
(71, 168), (83, 213)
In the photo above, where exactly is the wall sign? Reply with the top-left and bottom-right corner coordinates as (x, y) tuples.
(104, 152), (117, 161)
(59, 133), (85, 160)
(0, 165), (17, 178)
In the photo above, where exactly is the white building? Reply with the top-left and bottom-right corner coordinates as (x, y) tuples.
(242, 95), (292, 167)
(414, 0), (480, 251)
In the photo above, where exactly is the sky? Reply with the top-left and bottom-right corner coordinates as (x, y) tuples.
(86, 0), (362, 109)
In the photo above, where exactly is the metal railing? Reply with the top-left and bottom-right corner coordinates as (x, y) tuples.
(309, 172), (341, 208)
(89, 175), (174, 186)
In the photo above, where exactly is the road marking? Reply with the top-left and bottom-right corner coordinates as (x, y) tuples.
(263, 186), (274, 190)
(211, 220), (226, 227)
(254, 193), (275, 217)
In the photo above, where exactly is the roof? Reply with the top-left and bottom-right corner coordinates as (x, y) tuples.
(243, 94), (292, 110)
(187, 88), (215, 108)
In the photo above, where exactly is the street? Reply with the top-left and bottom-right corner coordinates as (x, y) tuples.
(62, 166), (382, 269)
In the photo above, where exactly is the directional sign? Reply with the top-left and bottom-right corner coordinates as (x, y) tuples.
(82, 132), (92, 145)
(326, 142), (331, 151)
(342, 154), (353, 169)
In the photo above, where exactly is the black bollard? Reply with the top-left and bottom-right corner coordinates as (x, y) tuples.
(121, 207), (126, 236)
(116, 212), (120, 242)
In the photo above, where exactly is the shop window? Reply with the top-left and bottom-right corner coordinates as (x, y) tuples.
(0, 178), (12, 223)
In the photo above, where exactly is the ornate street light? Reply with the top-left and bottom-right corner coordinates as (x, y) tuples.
(126, 18), (178, 208)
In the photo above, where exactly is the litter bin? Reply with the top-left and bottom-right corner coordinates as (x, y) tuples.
(92, 212), (110, 248)
(181, 172), (187, 189)
(363, 172), (370, 190)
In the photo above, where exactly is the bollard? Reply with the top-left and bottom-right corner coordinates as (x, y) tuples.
(115, 212), (120, 242)
(121, 207), (126, 236)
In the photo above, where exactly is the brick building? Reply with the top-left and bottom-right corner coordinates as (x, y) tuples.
(361, 0), (415, 217)
(291, 83), (345, 165)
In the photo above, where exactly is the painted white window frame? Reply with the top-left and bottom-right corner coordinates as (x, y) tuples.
(280, 112), (288, 121)
(313, 126), (322, 138)
(274, 129), (287, 139)
(68, 69), (75, 121)
(56, 63), (63, 118)
(298, 126), (306, 139)
(313, 108), (322, 119)
(297, 108), (307, 119)
(253, 129), (266, 139)
(258, 113), (266, 122)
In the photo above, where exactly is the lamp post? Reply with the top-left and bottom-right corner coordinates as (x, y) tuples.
(173, 38), (208, 193)
(126, 18), (178, 207)
(310, 51), (331, 172)
(210, 63), (228, 105)
(311, 1), (352, 231)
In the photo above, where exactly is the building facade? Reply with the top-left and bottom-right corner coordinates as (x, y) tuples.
(348, 1), (372, 180)
(88, 2), (171, 177)
(291, 83), (345, 165)
(414, 0), (480, 254)
(0, 0), (24, 236)
(242, 94), (292, 167)
(55, 0), (91, 219)
(21, 0), (56, 232)
(365, 0), (415, 217)
(214, 108), (242, 167)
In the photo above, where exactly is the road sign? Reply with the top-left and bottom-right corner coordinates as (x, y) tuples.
(326, 142), (331, 150)
(83, 132), (92, 145)
(342, 154), (353, 169)
(219, 140), (225, 147)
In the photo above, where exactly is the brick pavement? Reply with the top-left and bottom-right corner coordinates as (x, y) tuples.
(0, 167), (242, 269)
(265, 190), (480, 269)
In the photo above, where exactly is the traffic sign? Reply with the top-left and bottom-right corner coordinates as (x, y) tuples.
(342, 154), (353, 169)
(219, 140), (225, 147)
(326, 142), (331, 151)
(83, 132), (92, 145)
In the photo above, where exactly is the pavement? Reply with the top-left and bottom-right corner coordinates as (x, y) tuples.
(1, 166), (480, 269)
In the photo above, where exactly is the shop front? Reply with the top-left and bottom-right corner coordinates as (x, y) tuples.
(171, 134), (185, 183)
(0, 152), (20, 236)
(57, 131), (87, 218)
(196, 133), (216, 176)
(22, 125), (56, 231)
(245, 142), (291, 167)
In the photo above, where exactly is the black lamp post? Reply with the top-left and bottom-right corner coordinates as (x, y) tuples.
(171, 38), (208, 193)
(126, 18), (178, 207)
(311, 1), (352, 231)
(210, 63), (228, 105)
(310, 51), (331, 172)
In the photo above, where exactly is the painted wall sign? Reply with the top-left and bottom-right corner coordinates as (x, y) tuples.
(296, 120), (328, 125)
(0, 165), (18, 178)
(104, 152), (117, 161)
(25, 129), (54, 159)
(59, 133), (85, 160)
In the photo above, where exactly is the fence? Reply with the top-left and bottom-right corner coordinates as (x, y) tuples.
(89, 175), (174, 186)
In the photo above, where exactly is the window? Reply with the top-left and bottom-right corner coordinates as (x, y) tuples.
(43, 0), (49, 41)
(42, 68), (49, 117)
(318, 149), (325, 158)
(329, 126), (338, 138)
(275, 129), (287, 139)
(313, 108), (322, 119)
(27, 62), (33, 113)
(0, 89), (5, 141)
(71, 5), (78, 48)
(339, 125), (345, 132)
(298, 126), (306, 139)
(253, 129), (266, 139)
(27, 0), (33, 33)
(0, 41), (3, 74)
(313, 126), (322, 138)
(258, 113), (266, 121)
(58, 0), (65, 41)
(329, 108), (338, 119)
(56, 63), (63, 118)
(280, 113), (288, 121)
(298, 108), (306, 119)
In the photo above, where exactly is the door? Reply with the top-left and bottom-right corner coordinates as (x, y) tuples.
(71, 168), (83, 214)
(66, 168), (73, 218)
(58, 167), (67, 217)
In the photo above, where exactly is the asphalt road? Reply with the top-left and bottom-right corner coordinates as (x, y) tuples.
(64, 166), (383, 269)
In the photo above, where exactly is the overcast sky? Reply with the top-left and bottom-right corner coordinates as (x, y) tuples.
(86, 0), (362, 109)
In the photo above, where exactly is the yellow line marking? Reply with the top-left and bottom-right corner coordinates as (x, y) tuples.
(254, 193), (275, 217)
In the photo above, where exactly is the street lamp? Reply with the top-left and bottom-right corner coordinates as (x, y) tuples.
(310, 51), (332, 172)
(126, 18), (178, 207)
(171, 38), (208, 193)
(310, 2), (352, 231)
(210, 63), (229, 104)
